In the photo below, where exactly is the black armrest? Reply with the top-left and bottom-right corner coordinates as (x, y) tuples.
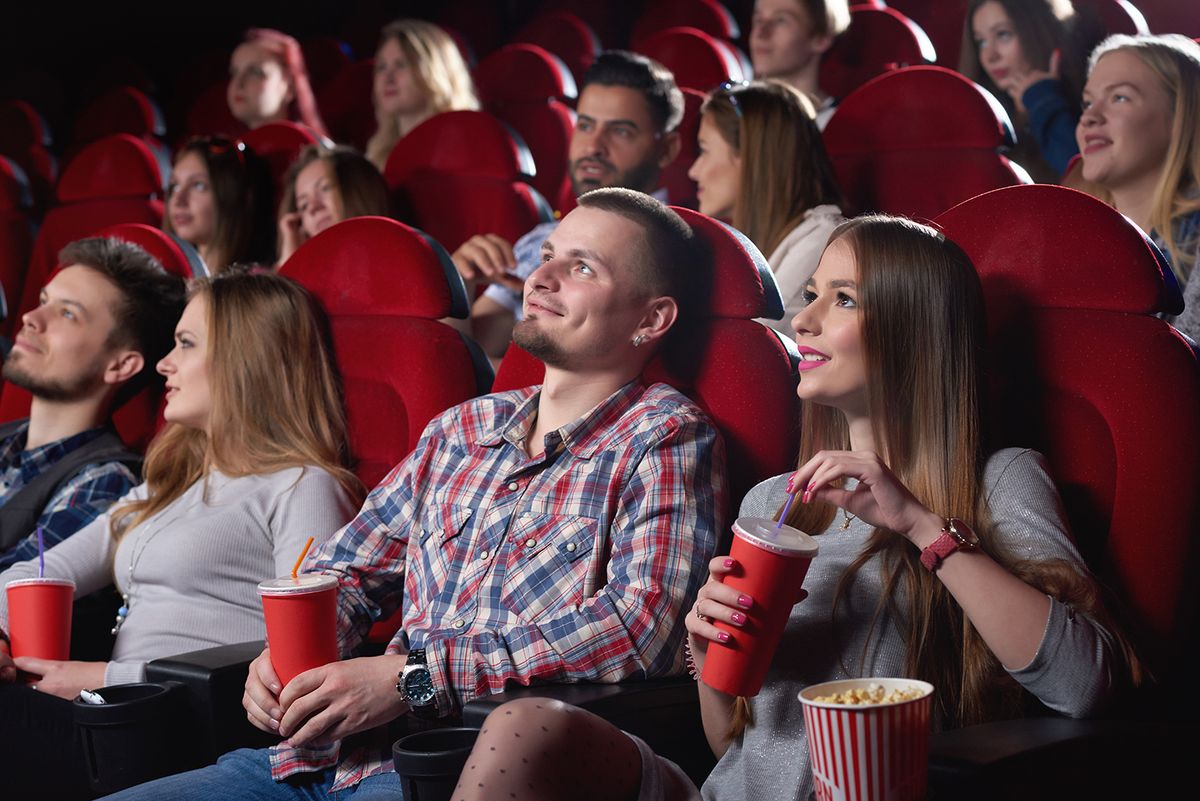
(929, 717), (1184, 800)
(462, 678), (715, 787)
(145, 640), (277, 763)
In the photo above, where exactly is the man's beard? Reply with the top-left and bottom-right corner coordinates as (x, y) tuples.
(570, 156), (661, 199)
(2, 355), (103, 403)
(512, 320), (570, 369)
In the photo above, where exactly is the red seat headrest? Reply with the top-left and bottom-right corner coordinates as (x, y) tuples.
(56, 134), (164, 204)
(73, 86), (165, 144)
(634, 27), (747, 92)
(98, 223), (204, 280)
(936, 184), (1177, 315)
(0, 156), (32, 211)
(475, 44), (578, 107)
(820, 6), (937, 100)
(672, 207), (784, 320)
(384, 111), (534, 184)
(279, 216), (469, 319)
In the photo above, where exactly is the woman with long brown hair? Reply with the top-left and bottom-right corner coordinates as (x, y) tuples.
(0, 270), (363, 799)
(688, 79), (844, 337)
(449, 215), (1138, 801)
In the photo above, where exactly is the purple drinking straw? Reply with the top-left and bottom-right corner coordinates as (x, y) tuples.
(775, 491), (797, 529)
(37, 526), (45, 578)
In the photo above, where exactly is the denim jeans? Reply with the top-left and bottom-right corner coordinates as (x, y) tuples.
(98, 746), (404, 801)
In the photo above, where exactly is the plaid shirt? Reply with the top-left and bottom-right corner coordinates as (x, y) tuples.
(270, 380), (727, 789)
(0, 421), (138, 570)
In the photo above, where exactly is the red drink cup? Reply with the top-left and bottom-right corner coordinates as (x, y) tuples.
(6, 577), (76, 660)
(799, 678), (935, 801)
(701, 516), (818, 697)
(257, 574), (339, 686)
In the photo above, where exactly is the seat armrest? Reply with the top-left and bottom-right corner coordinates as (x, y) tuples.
(463, 678), (714, 786)
(145, 640), (277, 762)
(929, 718), (1181, 800)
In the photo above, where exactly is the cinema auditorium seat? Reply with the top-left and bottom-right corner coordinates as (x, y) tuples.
(820, 4), (937, 101)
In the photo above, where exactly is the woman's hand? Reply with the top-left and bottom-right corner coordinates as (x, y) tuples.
(789, 450), (942, 546)
(278, 211), (305, 264)
(12, 657), (108, 699)
(999, 49), (1062, 114)
(684, 556), (757, 677)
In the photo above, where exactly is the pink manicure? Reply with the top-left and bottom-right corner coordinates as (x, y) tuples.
(716, 631), (732, 643)
(731, 611), (746, 625)
(723, 557), (735, 569)
(737, 594), (753, 609)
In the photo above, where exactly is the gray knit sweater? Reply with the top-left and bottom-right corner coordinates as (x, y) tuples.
(0, 467), (356, 685)
(700, 448), (1118, 801)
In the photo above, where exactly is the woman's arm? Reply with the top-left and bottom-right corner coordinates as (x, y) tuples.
(270, 467), (359, 577)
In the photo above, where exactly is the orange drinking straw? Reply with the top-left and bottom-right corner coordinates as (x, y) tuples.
(291, 536), (315, 579)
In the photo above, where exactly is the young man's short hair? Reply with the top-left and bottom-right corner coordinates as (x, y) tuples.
(576, 188), (712, 356)
(581, 50), (685, 135)
(57, 238), (188, 403)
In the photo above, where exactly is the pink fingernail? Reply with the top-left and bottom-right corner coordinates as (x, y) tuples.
(717, 631), (732, 643)
(723, 557), (735, 568)
(737, 594), (753, 609)
(731, 611), (746, 625)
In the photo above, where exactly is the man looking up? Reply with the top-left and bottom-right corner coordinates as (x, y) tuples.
(0, 238), (186, 568)
(452, 50), (684, 361)
(107, 188), (726, 800)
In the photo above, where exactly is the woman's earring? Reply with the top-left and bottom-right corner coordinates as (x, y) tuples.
(632, 334), (648, 348)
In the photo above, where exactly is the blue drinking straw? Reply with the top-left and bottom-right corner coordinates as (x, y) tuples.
(776, 491), (797, 530)
(37, 526), (45, 578)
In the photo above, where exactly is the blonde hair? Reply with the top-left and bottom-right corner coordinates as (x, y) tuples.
(701, 80), (844, 256)
(1087, 34), (1200, 281)
(725, 215), (1140, 738)
(112, 271), (364, 539)
(365, 19), (479, 169)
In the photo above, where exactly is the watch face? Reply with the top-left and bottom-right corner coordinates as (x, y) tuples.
(403, 668), (436, 705)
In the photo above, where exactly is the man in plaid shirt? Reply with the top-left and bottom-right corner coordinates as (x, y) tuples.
(110, 189), (727, 800)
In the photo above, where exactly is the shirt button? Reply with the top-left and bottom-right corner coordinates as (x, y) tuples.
(525, 538), (537, 548)
(479, 550), (490, 561)
(507, 481), (519, 491)
(565, 542), (577, 553)
(454, 619), (466, 629)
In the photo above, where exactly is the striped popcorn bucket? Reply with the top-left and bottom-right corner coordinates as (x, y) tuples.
(799, 679), (934, 801)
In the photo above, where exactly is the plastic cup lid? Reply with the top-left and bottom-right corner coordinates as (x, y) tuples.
(733, 516), (819, 557)
(257, 574), (338, 595)
(5, 577), (76, 589)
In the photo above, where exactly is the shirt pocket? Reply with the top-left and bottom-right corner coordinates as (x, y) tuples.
(407, 504), (474, 608)
(501, 512), (598, 619)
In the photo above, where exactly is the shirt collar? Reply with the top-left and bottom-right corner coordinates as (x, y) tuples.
(2, 421), (111, 477)
(480, 380), (648, 459)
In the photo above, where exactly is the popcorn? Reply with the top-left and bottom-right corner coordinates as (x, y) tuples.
(811, 682), (926, 705)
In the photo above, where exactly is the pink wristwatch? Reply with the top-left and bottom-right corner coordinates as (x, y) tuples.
(920, 517), (979, 572)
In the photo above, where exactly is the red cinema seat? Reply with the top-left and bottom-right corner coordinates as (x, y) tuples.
(279, 216), (493, 489)
(383, 111), (552, 253)
(0, 223), (200, 450)
(301, 36), (352, 86)
(634, 26), (748, 93)
(238, 120), (325, 200)
(15, 134), (165, 332)
(630, 0), (741, 47)
(476, 44), (578, 210)
(493, 207), (797, 511)
(822, 66), (1032, 219)
(0, 157), (36, 338)
(0, 99), (58, 215)
(513, 10), (601, 87)
(923, 184), (1200, 795)
(72, 86), (166, 147)
(317, 59), (377, 152)
(1075, 0), (1151, 36)
(820, 5), (937, 101)
(184, 81), (248, 141)
(887, 0), (969, 67)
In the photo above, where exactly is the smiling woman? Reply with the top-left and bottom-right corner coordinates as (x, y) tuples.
(1077, 34), (1200, 340)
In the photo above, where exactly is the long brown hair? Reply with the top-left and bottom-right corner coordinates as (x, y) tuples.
(111, 271), (364, 538)
(739, 216), (1138, 733)
(277, 144), (390, 253)
(702, 80), (844, 256)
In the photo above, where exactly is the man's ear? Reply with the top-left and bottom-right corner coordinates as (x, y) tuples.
(103, 350), (145, 387)
(634, 295), (679, 348)
(811, 31), (837, 57)
(657, 130), (683, 169)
